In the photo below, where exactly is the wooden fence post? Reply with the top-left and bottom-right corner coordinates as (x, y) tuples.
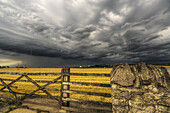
(60, 68), (70, 108)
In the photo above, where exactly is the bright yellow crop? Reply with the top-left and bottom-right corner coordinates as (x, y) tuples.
(0, 68), (112, 103)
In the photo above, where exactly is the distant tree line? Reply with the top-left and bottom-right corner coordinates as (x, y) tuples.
(87, 64), (114, 68)
(16, 66), (27, 68)
(76, 63), (170, 68)
(0, 66), (10, 68)
(153, 63), (170, 66)
(73, 64), (115, 68)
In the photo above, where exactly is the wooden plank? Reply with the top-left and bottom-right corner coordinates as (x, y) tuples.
(62, 97), (112, 106)
(61, 106), (112, 113)
(27, 73), (61, 76)
(1, 88), (60, 93)
(45, 88), (61, 91)
(1, 78), (61, 84)
(0, 84), (17, 88)
(0, 78), (17, 98)
(63, 81), (110, 87)
(62, 90), (111, 97)
(0, 72), (61, 76)
(0, 75), (24, 90)
(70, 73), (110, 77)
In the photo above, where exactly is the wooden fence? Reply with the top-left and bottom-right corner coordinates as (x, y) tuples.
(0, 68), (112, 113)
(0, 72), (61, 101)
(60, 68), (112, 113)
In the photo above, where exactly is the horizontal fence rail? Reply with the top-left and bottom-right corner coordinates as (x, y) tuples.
(1, 78), (62, 83)
(70, 73), (110, 77)
(0, 72), (61, 76)
(62, 81), (110, 87)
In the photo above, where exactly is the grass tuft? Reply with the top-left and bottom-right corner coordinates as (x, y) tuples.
(4, 97), (21, 107)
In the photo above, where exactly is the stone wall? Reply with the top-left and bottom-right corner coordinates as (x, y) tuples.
(165, 67), (170, 75)
(110, 63), (170, 113)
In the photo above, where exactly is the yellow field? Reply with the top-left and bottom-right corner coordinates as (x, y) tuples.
(0, 68), (113, 103)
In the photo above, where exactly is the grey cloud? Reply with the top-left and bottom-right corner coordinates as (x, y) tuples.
(61, 25), (96, 41)
(144, 35), (161, 42)
(73, 25), (96, 34)
(28, 23), (50, 33)
(0, 0), (170, 67)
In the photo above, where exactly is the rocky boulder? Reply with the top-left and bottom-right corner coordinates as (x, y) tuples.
(110, 62), (170, 113)
(110, 62), (168, 88)
(110, 63), (135, 86)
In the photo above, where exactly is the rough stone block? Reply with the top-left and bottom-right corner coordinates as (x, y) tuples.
(110, 63), (135, 86)
(111, 98), (127, 106)
(111, 89), (131, 100)
(112, 106), (129, 113)
(155, 105), (168, 112)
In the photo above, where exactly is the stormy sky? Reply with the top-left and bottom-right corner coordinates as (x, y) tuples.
(0, 0), (170, 67)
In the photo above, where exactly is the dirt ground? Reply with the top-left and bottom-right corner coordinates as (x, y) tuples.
(1, 96), (111, 113)
(0, 97), (60, 113)
(22, 97), (60, 113)
(9, 108), (37, 113)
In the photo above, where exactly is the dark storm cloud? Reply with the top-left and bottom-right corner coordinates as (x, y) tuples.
(0, 0), (170, 66)
(61, 25), (96, 41)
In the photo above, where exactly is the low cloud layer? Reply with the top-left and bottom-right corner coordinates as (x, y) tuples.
(0, 0), (170, 66)
(0, 58), (22, 66)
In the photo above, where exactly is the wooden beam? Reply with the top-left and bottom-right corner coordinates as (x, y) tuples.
(61, 106), (112, 113)
(62, 90), (111, 97)
(1, 78), (61, 84)
(62, 81), (110, 87)
(45, 88), (61, 91)
(0, 72), (61, 76)
(62, 97), (112, 106)
(0, 84), (17, 88)
(70, 73), (110, 77)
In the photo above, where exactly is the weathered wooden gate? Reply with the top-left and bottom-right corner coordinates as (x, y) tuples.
(0, 72), (61, 101)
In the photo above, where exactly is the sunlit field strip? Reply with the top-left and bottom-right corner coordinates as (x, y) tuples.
(0, 68), (112, 103)
(0, 68), (62, 73)
(0, 67), (168, 73)
(0, 68), (113, 73)
(71, 68), (112, 74)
